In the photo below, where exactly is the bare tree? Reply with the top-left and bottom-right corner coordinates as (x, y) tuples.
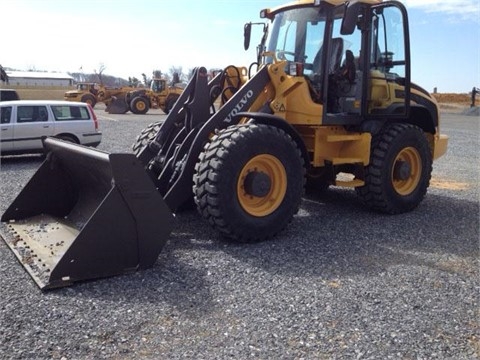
(168, 66), (188, 83)
(94, 63), (107, 85)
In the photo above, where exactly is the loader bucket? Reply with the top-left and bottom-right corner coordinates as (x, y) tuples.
(1, 138), (174, 290)
(105, 96), (129, 114)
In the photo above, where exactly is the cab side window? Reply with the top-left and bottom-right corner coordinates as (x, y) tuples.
(17, 106), (49, 123)
(1, 106), (12, 124)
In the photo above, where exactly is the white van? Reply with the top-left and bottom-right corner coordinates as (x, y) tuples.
(0, 100), (102, 155)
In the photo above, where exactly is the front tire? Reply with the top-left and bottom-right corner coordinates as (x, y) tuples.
(193, 123), (305, 242)
(356, 123), (432, 214)
(130, 96), (149, 114)
(132, 121), (163, 155)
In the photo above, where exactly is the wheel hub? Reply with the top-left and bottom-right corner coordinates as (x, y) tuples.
(237, 154), (287, 217)
(243, 171), (271, 197)
(391, 146), (422, 196)
(393, 160), (411, 181)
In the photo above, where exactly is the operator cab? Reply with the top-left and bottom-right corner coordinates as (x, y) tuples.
(151, 79), (166, 93)
(260, 1), (410, 124)
(77, 83), (99, 95)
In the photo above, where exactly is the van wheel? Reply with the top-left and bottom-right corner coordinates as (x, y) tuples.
(56, 134), (79, 144)
(356, 123), (432, 214)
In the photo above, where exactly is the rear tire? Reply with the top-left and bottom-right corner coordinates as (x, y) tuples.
(193, 123), (305, 242)
(132, 121), (163, 155)
(305, 168), (331, 193)
(130, 96), (149, 115)
(356, 123), (432, 214)
(165, 96), (179, 114)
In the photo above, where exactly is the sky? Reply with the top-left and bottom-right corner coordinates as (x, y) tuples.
(1, 0), (479, 93)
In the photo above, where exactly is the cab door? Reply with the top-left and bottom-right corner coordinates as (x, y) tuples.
(364, 2), (410, 118)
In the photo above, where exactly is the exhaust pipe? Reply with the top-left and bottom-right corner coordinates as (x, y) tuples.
(1, 138), (173, 290)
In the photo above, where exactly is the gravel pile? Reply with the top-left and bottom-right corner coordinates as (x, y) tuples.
(0, 111), (478, 359)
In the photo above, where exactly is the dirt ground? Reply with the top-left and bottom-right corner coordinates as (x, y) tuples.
(432, 93), (471, 105)
(433, 93), (479, 115)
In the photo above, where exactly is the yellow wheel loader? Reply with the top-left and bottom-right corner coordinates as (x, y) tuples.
(64, 82), (100, 107)
(1, 0), (448, 289)
(64, 82), (137, 110)
(106, 78), (184, 115)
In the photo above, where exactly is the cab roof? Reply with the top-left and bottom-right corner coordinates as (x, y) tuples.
(261, 0), (382, 19)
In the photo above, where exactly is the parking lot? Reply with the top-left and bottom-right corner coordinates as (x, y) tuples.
(0, 109), (478, 359)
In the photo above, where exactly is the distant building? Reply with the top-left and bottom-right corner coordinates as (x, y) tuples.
(6, 71), (74, 87)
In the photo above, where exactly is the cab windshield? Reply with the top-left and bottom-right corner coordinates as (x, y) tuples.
(265, 5), (328, 76)
(151, 80), (165, 92)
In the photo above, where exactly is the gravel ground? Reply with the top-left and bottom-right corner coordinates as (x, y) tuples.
(0, 109), (478, 359)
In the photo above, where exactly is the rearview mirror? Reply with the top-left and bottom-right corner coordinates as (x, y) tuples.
(244, 23), (252, 50)
(341, 2), (362, 35)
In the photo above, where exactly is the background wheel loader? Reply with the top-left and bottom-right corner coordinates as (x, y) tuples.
(63, 82), (100, 107)
(1, 0), (448, 290)
(64, 82), (137, 109)
(106, 78), (184, 115)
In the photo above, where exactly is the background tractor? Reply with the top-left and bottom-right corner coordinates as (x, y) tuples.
(1, 0), (448, 289)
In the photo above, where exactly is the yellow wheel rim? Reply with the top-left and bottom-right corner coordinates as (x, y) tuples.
(237, 154), (287, 217)
(136, 101), (146, 111)
(392, 147), (422, 195)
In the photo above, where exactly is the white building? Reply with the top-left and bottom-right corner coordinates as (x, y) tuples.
(6, 71), (74, 87)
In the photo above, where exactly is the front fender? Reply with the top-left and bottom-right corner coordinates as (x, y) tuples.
(235, 112), (310, 170)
